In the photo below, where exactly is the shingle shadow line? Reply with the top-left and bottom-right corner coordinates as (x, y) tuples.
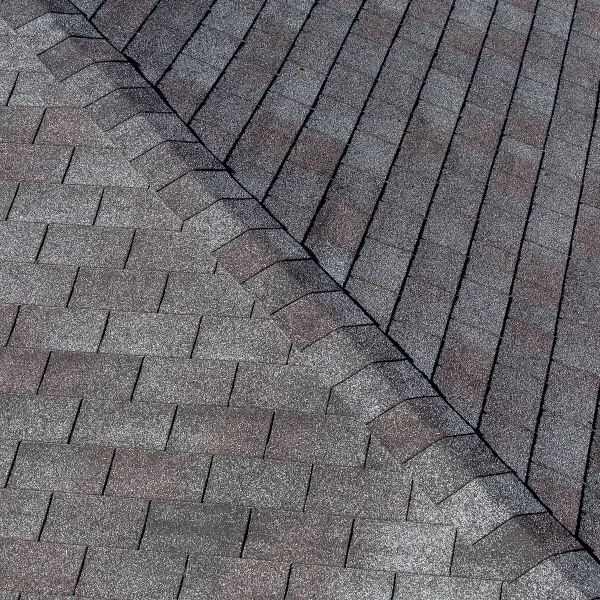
(471, 0), (581, 434)
(81, 87), (154, 112)
(218, 0), (320, 163)
(5, 71), (19, 107)
(177, 0), (269, 121)
(526, 78), (600, 486)
(155, 167), (231, 193)
(382, 0), (504, 334)
(577, 387), (600, 538)
(154, 0), (220, 87)
(253, 0), (371, 201)
(120, 0), (160, 54)
(301, 0), (413, 247)
(343, 0), (467, 289)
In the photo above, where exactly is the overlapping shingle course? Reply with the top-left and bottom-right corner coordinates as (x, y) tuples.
(0, 1), (599, 597)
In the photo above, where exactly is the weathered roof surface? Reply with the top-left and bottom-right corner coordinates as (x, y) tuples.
(36, 0), (600, 552)
(0, 0), (600, 597)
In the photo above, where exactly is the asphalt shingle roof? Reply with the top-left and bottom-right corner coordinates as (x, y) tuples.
(1, 0), (600, 597)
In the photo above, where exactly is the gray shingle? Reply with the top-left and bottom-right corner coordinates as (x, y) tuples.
(0, 393), (79, 442)
(160, 272), (253, 316)
(287, 565), (395, 600)
(10, 306), (107, 352)
(244, 509), (352, 566)
(0, 489), (50, 540)
(0, 263), (76, 305)
(39, 351), (141, 400)
(266, 413), (369, 466)
(140, 501), (249, 555)
(0, 348), (49, 395)
(41, 493), (148, 548)
(305, 465), (412, 519)
(133, 357), (236, 405)
(230, 363), (329, 413)
(105, 449), (211, 501)
(8, 442), (114, 494)
(0, 105), (43, 143)
(0, 142), (72, 183)
(64, 147), (147, 187)
(193, 317), (291, 363)
(0, 221), (46, 261)
(204, 456), (311, 510)
(127, 229), (216, 273)
(37, 224), (133, 267)
(70, 399), (175, 449)
(180, 555), (289, 600)
(76, 547), (187, 600)
(167, 406), (272, 457)
(392, 574), (502, 600)
(9, 182), (102, 224)
(100, 312), (200, 357)
(0, 539), (85, 595)
(69, 267), (167, 312)
(95, 186), (182, 230)
(347, 520), (455, 574)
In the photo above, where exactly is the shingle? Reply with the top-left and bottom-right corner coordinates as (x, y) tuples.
(8, 442), (113, 494)
(266, 413), (369, 466)
(39, 351), (141, 400)
(69, 267), (167, 312)
(9, 182), (102, 224)
(180, 555), (289, 600)
(193, 317), (291, 363)
(0, 181), (17, 219)
(244, 509), (352, 566)
(347, 520), (455, 574)
(392, 574), (502, 599)
(204, 456), (311, 510)
(0, 539), (85, 595)
(0, 221), (45, 261)
(41, 493), (148, 549)
(64, 147), (147, 187)
(70, 399), (175, 449)
(35, 106), (108, 147)
(131, 141), (221, 188)
(0, 489), (50, 540)
(328, 360), (433, 420)
(0, 143), (72, 183)
(133, 357), (236, 405)
(0, 393), (79, 442)
(305, 465), (412, 519)
(160, 272), (253, 316)
(127, 229), (216, 273)
(105, 449), (211, 501)
(100, 312), (200, 357)
(168, 406), (272, 457)
(287, 565), (395, 600)
(37, 224), (133, 267)
(0, 105), (43, 143)
(10, 306), (107, 352)
(452, 513), (579, 580)
(95, 186), (182, 230)
(0, 263), (76, 305)
(140, 501), (249, 555)
(230, 363), (329, 413)
(76, 547), (187, 600)
(0, 348), (49, 395)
